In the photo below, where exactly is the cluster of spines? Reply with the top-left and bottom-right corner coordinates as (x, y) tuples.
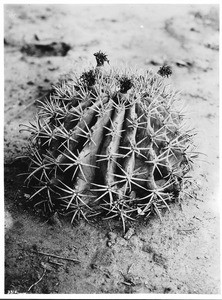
(21, 51), (196, 232)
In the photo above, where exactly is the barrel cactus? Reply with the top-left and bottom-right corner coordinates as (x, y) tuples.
(21, 51), (196, 231)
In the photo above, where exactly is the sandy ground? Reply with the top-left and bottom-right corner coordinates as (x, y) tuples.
(3, 3), (220, 295)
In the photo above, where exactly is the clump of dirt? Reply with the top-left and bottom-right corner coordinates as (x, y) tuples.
(21, 42), (71, 57)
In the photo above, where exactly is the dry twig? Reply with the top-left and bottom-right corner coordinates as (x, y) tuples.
(27, 268), (46, 292)
(31, 250), (80, 264)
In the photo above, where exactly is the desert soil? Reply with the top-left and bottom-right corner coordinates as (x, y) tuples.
(4, 3), (220, 295)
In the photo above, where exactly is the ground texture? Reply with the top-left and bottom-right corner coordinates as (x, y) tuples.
(4, 4), (220, 295)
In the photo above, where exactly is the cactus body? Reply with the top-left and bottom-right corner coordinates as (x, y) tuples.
(23, 52), (196, 230)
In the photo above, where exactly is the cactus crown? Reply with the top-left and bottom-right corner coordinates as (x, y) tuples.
(21, 51), (196, 232)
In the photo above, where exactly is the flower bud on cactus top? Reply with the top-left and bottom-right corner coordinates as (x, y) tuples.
(21, 51), (197, 232)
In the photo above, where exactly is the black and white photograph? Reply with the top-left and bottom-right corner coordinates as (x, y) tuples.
(3, 1), (221, 297)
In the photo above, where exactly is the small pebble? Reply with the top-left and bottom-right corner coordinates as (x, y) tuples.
(124, 228), (135, 240)
(107, 232), (117, 246)
(107, 232), (117, 241)
(107, 241), (112, 247)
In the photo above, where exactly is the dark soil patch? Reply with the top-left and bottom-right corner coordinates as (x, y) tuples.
(21, 42), (71, 57)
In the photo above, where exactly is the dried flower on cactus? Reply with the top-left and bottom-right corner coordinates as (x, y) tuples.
(94, 51), (109, 67)
(119, 76), (134, 94)
(80, 69), (96, 87)
(20, 51), (197, 232)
